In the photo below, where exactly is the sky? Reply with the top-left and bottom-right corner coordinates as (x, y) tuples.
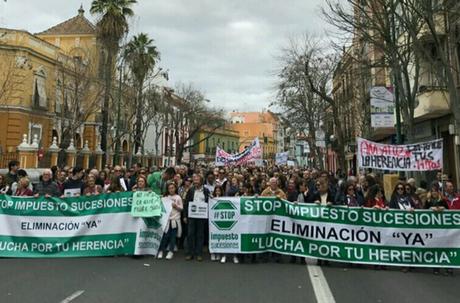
(0, 0), (328, 112)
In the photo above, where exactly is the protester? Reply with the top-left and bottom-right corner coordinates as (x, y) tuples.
(14, 177), (33, 196)
(425, 183), (449, 275)
(335, 181), (364, 206)
(297, 179), (315, 203)
(132, 175), (150, 192)
(261, 177), (287, 199)
(184, 174), (210, 261)
(365, 184), (387, 209)
(63, 167), (84, 197)
(148, 167), (175, 195)
(0, 174), (9, 194)
(5, 160), (19, 186)
(405, 183), (422, 209)
(83, 174), (103, 195)
(158, 182), (183, 260)
(34, 169), (60, 197)
(313, 177), (334, 205)
(106, 175), (125, 193)
(389, 182), (415, 210)
(225, 176), (240, 197)
(443, 180), (458, 204)
(286, 179), (299, 202)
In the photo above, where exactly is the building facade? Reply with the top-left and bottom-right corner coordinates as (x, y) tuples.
(229, 111), (280, 161)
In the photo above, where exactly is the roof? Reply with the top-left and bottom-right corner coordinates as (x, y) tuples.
(37, 6), (96, 36)
(230, 111), (279, 124)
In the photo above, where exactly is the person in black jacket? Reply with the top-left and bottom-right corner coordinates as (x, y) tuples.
(312, 177), (335, 205)
(389, 182), (415, 210)
(184, 174), (210, 261)
(334, 181), (364, 207)
(297, 179), (316, 203)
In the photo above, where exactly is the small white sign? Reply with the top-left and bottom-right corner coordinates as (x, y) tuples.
(188, 201), (208, 219)
(64, 188), (80, 197)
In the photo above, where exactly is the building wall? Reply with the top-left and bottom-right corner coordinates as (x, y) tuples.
(0, 27), (103, 156)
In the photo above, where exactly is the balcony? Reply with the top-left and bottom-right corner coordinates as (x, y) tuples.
(414, 88), (450, 121)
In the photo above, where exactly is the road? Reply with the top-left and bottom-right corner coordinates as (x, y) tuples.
(0, 253), (458, 303)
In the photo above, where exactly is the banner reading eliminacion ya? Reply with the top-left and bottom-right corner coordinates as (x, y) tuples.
(209, 197), (460, 268)
(0, 192), (171, 257)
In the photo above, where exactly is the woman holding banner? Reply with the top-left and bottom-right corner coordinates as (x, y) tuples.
(425, 183), (451, 275)
(390, 182), (415, 273)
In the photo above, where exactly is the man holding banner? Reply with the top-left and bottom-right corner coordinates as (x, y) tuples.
(184, 174), (210, 261)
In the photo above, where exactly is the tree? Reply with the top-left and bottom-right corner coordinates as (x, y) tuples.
(55, 54), (104, 150)
(90, 0), (136, 160)
(275, 37), (329, 169)
(167, 83), (225, 164)
(323, 0), (427, 143)
(0, 55), (18, 104)
(125, 33), (160, 152)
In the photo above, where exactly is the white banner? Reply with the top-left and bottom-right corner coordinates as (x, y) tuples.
(209, 197), (460, 267)
(357, 137), (443, 171)
(215, 137), (262, 166)
(275, 152), (288, 165)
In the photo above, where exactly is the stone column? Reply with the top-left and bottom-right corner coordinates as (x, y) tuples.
(17, 134), (38, 169)
(48, 137), (60, 167)
(66, 139), (77, 168)
(95, 142), (104, 171)
(81, 140), (91, 169)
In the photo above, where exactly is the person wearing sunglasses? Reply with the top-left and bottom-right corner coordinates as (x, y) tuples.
(389, 181), (416, 273)
(423, 182), (451, 275)
(335, 181), (364, 207)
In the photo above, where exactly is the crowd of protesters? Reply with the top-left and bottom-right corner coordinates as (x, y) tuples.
(0, 160), (458, 274)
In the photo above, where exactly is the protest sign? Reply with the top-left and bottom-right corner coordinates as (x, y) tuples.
(275, 152), (288, 165)
(209, 197), (460, 267)
(131, 191), (162, 217)
(0, 192), (171, 257)
(63, 188), (80, 197)
(188, 201), (208, 219)
(370, 86), (395, 128)
(357, 137), (443, 171)
(215, 137), (262, 166)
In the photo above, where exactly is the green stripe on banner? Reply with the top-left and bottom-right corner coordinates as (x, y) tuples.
(0, 192), (133, 217)
(241, 233), (460, 267)
(239, 198), (460, 229)
(0, 233), (136, 257)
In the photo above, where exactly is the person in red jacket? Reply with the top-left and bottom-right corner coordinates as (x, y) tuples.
(365, 184), (387, 209)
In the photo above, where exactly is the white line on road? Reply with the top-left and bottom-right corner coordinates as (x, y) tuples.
(59, 290), (85, 303)
(307, 262), (336, 303)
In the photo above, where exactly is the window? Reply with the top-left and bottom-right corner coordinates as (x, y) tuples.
(33, 67), (47, 108)
(29, 123), (42, 146)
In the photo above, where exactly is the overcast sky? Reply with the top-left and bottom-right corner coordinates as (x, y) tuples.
(1, 0), (328, 112)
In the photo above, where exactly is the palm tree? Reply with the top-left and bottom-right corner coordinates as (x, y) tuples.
(125, 33), (160, 152)
(90, 0), (136, 160)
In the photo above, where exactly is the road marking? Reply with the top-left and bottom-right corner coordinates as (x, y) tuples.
(307, 262), (336, 303)
(59, 290), (85, 303)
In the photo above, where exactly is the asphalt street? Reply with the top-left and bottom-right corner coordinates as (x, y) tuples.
(0, 253), (458, 303)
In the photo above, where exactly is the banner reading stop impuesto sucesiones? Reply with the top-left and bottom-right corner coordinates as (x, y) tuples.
(209, 197), (460, 268)
(0, 192), (171, 257)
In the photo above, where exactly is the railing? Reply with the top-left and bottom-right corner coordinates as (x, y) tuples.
(0, 152), (19, 169)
